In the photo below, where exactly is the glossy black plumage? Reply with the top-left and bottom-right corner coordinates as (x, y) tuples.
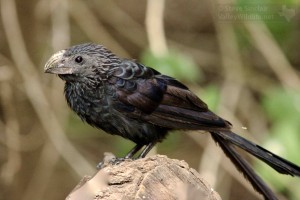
(45, 43), (300, 200)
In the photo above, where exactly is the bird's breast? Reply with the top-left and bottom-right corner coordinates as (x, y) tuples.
(63, 82), (168, 144)
(64, 82), (110, 124)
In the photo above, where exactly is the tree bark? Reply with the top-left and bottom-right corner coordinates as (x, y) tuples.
(66, 155), (221, 200)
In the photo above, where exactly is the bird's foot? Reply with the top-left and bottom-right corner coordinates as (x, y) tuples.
(96, 161), (105, 169)
(110, 157), (126, 165)
(96, 152), (116, 169)
(97, 157), (128, 169)
(96, 152), (130, 169)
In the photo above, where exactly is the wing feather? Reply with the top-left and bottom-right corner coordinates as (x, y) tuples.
(109, 60), (231, 130)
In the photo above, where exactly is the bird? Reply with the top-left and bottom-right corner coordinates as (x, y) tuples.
(44, 43), (300, 200)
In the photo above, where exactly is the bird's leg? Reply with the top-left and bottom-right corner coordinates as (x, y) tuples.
(137, 142), (156, 159)
(110, 144), (144, 164)
(125, 144), (144, 159)
(97, 143), (156, 169)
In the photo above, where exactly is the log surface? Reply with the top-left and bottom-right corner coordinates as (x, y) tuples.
(66, 155), (221, 200)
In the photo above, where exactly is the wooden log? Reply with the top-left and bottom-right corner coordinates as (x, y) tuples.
(66, 155), (221, 200)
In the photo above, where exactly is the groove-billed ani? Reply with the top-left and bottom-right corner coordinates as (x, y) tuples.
(45, 43), (300, 200)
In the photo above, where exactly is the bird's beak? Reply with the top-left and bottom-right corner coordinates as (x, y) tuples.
(44, 50), (74, 74)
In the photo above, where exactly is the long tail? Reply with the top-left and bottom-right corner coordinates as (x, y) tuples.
(213, 131), (300, 176)
(210, 131), (300, 200)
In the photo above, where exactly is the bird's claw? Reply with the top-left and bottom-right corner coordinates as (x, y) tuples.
(110, 157), (126, 165)
(96, 157), (128, 169)
(96, 161), (105, 169)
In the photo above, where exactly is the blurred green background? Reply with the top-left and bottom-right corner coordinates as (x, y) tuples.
(0, 0), (300, 199)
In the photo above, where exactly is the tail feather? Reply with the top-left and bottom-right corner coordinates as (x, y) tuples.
(211, 133), (278, 200)
(213, 131), (300, 176)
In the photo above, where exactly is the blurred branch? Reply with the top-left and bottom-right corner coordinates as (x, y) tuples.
(68, 0), (130, 57)
(93, 1), (147, 49)
(169, 40), (220, 68)
(198, 138), (222, 188)
(51, 0), (70, 50)
(0, 65), (13, 81)
(213, 16), (245, 113)
(34, 0), (59, 20)
(145, 0), (168, 56)
(244, 21), (300, 90)
(1, 0), (94, 177)
(0, 81), (21, 186)
(22, 142), (60, 200)
(0, 119), (46, 152)
(21, 2), (72, 200)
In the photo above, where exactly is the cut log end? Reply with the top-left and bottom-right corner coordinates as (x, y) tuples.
(66, 155), (221, 200)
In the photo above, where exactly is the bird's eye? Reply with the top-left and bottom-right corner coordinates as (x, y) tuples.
(75, 56), (83, 63)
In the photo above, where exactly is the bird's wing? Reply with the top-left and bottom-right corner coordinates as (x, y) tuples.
(143, 84), (230, 130)
(108, 60), (166, 114)
(108, 60), (230, 130)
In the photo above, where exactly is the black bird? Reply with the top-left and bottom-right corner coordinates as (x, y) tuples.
(45, 43), (300, 200)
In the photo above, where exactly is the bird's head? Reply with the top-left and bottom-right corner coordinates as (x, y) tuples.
(44, 43), (119, 82)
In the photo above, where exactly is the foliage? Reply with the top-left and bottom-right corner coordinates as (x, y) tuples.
(255, 88), (300, 199)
